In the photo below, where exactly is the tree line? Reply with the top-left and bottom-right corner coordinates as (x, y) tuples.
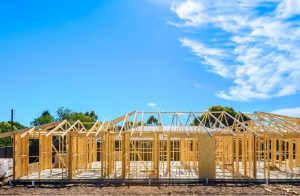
(30, 107), (98, 126)
(0, 106), (247, 147)
(121, 106), (248, 130)
(0, 107), (98, 146)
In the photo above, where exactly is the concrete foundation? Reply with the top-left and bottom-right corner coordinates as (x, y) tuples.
(19, 159), (300, 180)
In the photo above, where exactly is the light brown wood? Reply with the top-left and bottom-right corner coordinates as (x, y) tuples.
(198, 133), (216, 179)
(6, 111), (300, 180)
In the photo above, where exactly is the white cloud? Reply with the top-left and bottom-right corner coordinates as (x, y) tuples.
(276, 0), (300, 19)
(180, 38), (226, 57)
(170, 0), (300, 101)
(272, 107), (300, 117)
(179, 38), (232, 78)
(171, 0), (207, 26)
(147, 102), (157, 107)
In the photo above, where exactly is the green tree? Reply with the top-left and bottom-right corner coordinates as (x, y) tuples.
(206, 106), (237, 127)
(56, 107), (72, 121)
(146, 115), (158, 125)
(209, 105), (237, 117)
(56, 107), (98, 122)
(192, 106), (242, 127)
(85, 111), (98, 120)
(0, 122), (12, 146)
(31, 110), (55, 126)
(138, 121), (145, 126)
(68, 112), (96, 122)
(0, 121), (27, 146)
(192, 115), (203, 126)
(8, 121), (27, 130)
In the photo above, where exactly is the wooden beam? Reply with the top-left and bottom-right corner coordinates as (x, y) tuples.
(61, 120), (80, 137)
(20, 127), (35, 138)
(95, 121), (107, 137)
(111, 111), (136, 123)
(46, 120), (67, 137)
(0, 121), (62, 139)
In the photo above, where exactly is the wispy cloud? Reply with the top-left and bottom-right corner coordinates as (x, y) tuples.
(193, 82), (205, 89)
(147, 102), (157, 107)
(170, 0), (300, 101)
(272, 107), (300, 117)
(180, 38), (227, 57)
(180, 38), (232, 78)
(276, 0), (300, 19)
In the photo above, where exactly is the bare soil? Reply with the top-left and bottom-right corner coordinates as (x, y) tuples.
(0, 183), (299, 195)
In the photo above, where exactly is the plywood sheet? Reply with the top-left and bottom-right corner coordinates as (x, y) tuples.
(198, 133), (216, 179)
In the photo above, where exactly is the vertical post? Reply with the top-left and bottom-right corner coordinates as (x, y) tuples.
(263, 134), (266, 179)
(167, 132), (171, 177)
(38, 133), (42, 179)
(68, 133), (73, 180)
(84, 137), (88, 170)
(122, 133), (127, 178)
(48, 135), (52, 179)
(257, 137), (261, 170)
(272, 138), (276, 167)
(248, 135), (252, 177)
(126, 133), (130, 177)
(284, 139), (287, 178)
(231, 136), (234, 178)
(242, 134), (246, 178)
(279, 138), (282, 168)
(153, 132), (160, 178)
(253, 133), (257, 179)
(289, 138), (293, 177)
(10, 109), (14, 145)
(105, 134), (109, 177)
(296, 138), (300, 167)
(193, 138), (197, 173)
(61, 136), (64, 178)
(235, 134), (239, 177)
(180, 138), (184, 163)
(267, 135), (270, 178)
(222, 137), (225, 177)
(13, 134), (16, 179)
(107, 135), (111, 177)
(93, 138), (97, 162)
(101, 136), (104, 177)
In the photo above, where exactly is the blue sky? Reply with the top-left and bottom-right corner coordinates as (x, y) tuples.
(1, 0), (300, 126)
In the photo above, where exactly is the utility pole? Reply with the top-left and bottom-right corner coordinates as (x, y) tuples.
(10, 109), (14, 132)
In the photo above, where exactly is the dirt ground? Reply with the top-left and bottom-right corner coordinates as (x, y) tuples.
(0, 184), (299, 195)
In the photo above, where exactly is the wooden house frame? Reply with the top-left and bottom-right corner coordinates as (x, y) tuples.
(1, 111), (300, 180)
